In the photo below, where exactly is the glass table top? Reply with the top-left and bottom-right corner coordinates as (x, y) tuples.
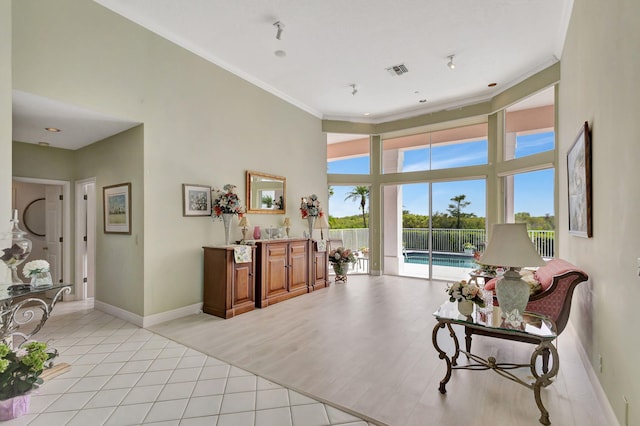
(0, 283), (71, 303)
(434, 300), (557, 339)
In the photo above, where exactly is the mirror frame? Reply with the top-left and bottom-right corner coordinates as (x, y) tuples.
(246, 171), (286, 214)
(23, 197), (46, 237)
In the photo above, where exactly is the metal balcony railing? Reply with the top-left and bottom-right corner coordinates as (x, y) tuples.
(328, 228), (555, 258)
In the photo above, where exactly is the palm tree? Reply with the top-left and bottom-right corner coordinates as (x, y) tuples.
(345, 186), (369, 228)
(447, 194), (471, 229)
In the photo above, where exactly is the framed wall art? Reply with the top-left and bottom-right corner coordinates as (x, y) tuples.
(182, 184), (212, 216)
(103, 182), (132, 234)
(567, 121), (592, 238)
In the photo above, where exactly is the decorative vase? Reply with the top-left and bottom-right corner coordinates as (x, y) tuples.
(0, 394), (31, 421)
(307, 216), (316, 239)
(2, 210), (32, 284)
(253, 226), (261, 240)
(221, 213), (234, 245)
(332, 262), (349, 283)
(458, 300), (474, 316)
(30, 271), (53, 288)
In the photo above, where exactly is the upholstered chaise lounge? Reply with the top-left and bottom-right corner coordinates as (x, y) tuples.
(465, 258), (588, 370)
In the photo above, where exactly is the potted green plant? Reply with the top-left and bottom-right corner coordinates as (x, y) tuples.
(0, 341), (57, 420)
(463, 242), (476, 254)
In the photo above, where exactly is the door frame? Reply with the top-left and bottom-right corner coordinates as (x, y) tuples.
(12, 176), (72, 291)
(75, 178), (96, 300)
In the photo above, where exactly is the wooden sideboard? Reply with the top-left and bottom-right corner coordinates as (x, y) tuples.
(202, 246), (256, 319)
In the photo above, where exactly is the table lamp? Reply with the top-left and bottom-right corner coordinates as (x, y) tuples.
(479, 223), (546, 319)
(313, 214), (330, 240)
(282, 217), (291, 238)
(238, 216), (250, 242)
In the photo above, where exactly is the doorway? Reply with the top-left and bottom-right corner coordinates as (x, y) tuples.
(11, 177), (71, 286)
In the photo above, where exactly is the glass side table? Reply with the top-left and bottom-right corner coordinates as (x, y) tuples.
(433, 300), (558, 425)
(0, 283), (71, 345)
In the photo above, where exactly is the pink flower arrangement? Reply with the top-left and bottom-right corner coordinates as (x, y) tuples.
(328, 247), (356, 265)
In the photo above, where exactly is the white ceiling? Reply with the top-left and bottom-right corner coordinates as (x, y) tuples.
(12, 0), (571, 149)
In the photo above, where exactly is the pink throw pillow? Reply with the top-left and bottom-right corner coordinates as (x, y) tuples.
(533, 259), (583, 291)
(484, 278), (497, 291)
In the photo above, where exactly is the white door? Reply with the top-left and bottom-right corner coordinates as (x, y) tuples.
(45, 186), (63, 284)
(85, 182), (96, 298)
(75, 179), (96, 299)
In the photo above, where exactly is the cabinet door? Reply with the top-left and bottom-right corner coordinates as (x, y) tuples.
(265, 243), (288, 297)
(233, 261), (254, 307)
(314, 250), (327, 287)
(288, 240), (309, 292)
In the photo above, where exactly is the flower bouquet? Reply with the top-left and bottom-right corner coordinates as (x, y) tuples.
(0, 341), (57, 420)
(446, 280), (485, 306)
(300, 194), (322, 218)
(211, 184), (245, 218)
(328, 246), (356, 281)
(212, 184), (245, 245)
(446, 280), (486, 315)
(22, 260), (52, 288)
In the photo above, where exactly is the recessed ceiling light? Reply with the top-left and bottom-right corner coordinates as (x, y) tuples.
(38, 142), (50, 147)
(45, 127), (61, 132)
(488, 82), (497, 87)
(274, 50), (286, 58)
(363, 112), (371, 116)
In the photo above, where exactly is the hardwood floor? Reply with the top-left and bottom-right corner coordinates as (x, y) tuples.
(149, 275), (613, 426)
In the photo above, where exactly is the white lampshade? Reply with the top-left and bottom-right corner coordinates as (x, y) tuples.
(313, 215), (330, 229)
(479, 223), (545, 268)
(238, 216), (250, 227)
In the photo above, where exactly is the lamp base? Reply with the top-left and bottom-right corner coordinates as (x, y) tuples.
(495, 268), (529, 320)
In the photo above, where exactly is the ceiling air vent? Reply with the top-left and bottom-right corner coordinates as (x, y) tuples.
(386, 63), (409, 76)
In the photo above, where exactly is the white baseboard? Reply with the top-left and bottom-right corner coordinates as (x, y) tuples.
(142, 303), (203, 328)
(94, 300), (144, 327)
(93, 300), (203, 329)
(568, 323), (620, 426)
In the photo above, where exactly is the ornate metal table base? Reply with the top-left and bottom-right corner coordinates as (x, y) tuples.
(0, 285), (70, 346)
(432, 320), (559, 425)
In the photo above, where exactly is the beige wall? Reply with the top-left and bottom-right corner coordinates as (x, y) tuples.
(11, 0), (326, 317)
(75, 126), (145, 315)
(559, 0), (640, 424)
(0, 0), (11, 230)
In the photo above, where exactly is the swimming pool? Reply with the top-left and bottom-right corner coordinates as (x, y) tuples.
(404, 252), (476, 268)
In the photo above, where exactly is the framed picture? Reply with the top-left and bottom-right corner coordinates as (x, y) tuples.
(182, 184), (212, 216)
(103, 182), (132, 234)
(567, 121), (592, 238)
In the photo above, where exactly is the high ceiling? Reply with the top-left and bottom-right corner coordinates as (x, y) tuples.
(12, 0), (572, 149)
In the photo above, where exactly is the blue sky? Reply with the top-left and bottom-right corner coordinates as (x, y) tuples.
(328, 132), (554, 218)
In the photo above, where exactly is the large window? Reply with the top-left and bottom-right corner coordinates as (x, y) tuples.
(327, 134), (369, 174)
(505, 86), (555, 160)
(382, 123), (488, 174)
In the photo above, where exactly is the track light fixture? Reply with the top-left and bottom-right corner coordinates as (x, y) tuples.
(273, 21), (285, 40)
(447, 55), (456, 70)
(350, 84), (358, 96)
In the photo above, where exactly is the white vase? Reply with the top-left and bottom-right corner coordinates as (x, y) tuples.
(30, 271), (53, 288)
(222, 213), (234, 245)
(458, 300), (474, 316)
(307, 216), (316, 239)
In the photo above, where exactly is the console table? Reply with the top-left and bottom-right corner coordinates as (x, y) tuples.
(432, 301), (559, 425)
(1, 284), (71, 344)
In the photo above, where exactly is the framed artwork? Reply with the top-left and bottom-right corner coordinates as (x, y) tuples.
(182, 184), (212, 216)
(567, 121), (592, 238)
(103, 182), (132, 234)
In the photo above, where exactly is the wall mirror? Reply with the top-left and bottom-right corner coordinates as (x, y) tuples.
(246, 171), (286, 214)
(23, 198), (46, 236)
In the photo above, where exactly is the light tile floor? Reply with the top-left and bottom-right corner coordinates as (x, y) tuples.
(5, 302), (374, 426)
